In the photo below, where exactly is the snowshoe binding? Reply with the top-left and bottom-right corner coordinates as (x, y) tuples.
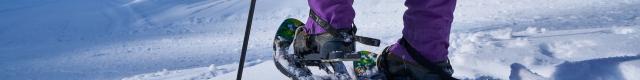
(272, 18), (381, 80)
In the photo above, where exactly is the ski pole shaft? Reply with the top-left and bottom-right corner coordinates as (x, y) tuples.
(237, 0), (256, 80)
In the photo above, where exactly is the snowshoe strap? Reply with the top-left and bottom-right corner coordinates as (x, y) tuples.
(309, 10), (381, 47)
(354, 36), (381, 47)
(399, 38), (457, 80)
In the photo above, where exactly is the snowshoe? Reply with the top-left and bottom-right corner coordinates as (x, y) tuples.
(272, 18), (382, 80)
(273, 18), (313, 79)
(353, 51), (384, 80)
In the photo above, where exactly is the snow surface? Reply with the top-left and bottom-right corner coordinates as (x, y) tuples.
(1, 0), (640, 80)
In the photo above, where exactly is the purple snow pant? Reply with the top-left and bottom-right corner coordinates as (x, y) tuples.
(305, 0), (457, 63)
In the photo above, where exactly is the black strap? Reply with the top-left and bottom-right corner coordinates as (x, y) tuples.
(399, 38), (457, 80)
(309, 10), (339, 36)
(309, 10), (381, 47)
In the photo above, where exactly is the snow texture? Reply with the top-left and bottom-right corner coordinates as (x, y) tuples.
(1, 0), (639, 80)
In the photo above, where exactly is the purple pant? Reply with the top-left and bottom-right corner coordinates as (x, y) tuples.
(305, 0), (356, 34)
(306, 0), (456, 62)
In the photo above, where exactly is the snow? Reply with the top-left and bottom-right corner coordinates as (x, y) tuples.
(611, 27), (637, 34)
(620, 60), (640, 80)
(1, 0), (639, 80)
(123, 59), (266, 80)
(509, 63), (548, 80)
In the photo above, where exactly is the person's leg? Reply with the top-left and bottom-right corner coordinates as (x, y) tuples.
(298, 0), (356, 79)
(379, 0), (457, 79)
(390, 0), (457, 64)
(305, 0), (355, 35)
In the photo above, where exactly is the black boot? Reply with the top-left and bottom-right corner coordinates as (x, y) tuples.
(377, 45), (455, 80)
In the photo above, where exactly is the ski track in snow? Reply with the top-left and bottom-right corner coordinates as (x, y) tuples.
(1, 0), (640, 80)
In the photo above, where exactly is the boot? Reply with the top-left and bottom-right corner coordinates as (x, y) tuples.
(377, 45), (455, 80)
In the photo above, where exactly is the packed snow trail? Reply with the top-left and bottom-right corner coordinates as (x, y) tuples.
(1, 0), (639, 80)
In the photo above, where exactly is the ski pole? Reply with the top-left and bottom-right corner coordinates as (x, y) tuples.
(236, 0), (256, 80)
